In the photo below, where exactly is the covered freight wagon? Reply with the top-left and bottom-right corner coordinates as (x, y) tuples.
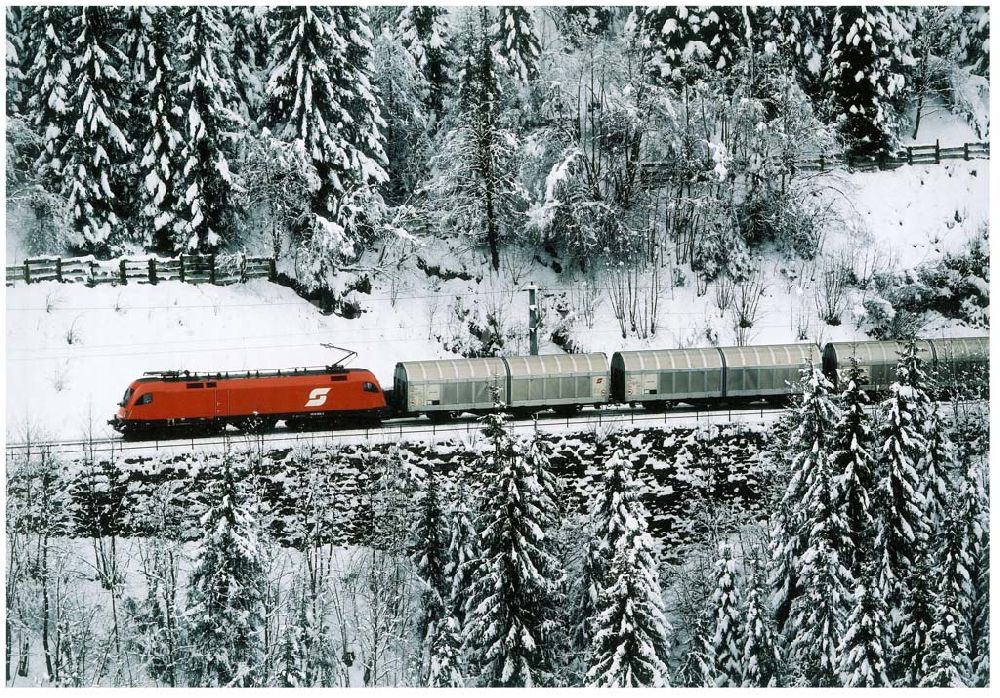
(823, 335), (988, 391)
(392, 357), (508, 418)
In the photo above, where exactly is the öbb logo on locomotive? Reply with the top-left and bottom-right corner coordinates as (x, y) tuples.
(108, 335), (987, 438)
(305, 387), (331, 408)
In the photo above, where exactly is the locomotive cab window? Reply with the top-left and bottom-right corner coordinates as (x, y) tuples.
(137, 393), (153, 405)
(119, 387), (134, 407)
(363, 382), (379, 393)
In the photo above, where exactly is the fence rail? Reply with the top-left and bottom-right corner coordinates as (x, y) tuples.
(6, 253), (277, 288)
(641, 140), (990, 184)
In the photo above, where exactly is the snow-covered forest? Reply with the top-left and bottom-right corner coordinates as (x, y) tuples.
(4, 3), (991, 689)
(5, 6), (989, 294)
(5, 345), (990, 687)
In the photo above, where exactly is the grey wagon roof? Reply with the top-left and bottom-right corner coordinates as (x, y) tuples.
(614, 347), (723, 371)
(396, 357), (507, 383)
(505, 353), (607, 377)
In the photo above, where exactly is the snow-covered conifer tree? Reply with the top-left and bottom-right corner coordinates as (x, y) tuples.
(463, 390), (559, 686)
(186, 460), (266, 687)
(632, 6), (705, 86)
(584, 447), (671, 687)
(970, 537), (989, 687)
(226, 6), (267, 125)
(492, 6), (540, 83)
(175, 6), (242, 252)
(920, 403), (957, 530)
(919, 503), (972, 687)
(413, 472), (450, 684)
(825, 6), (905, 156)
(60, 6), (132, 254)
(398, 6), (452, 119)
(428, 614), (464, 687)
(6, 7), (26, 116)
(873, 342), (931, 601)
(698, 6), (748, 72)
(770, 363), (840, 628)
(837, 563), (890, 686)
(24, 6), (74, 191)
(740, 566), (783, 687)
(705, 542), (741, 686)
(134, 7), (187, 252)
(266, 6), (388, 280)
(830, 355), (875, 577)
(890, 553), (935, 686)
(787, 541), (850, 686)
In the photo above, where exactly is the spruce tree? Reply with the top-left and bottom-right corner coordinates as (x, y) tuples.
(698, 6), (747, 72)
(135, 7), (187, 252)
(492, 6), (540, 84)
(266, 6), (388, 279)
(584, 448), (671, 687)
(920, 504), (972, 686)
(890, 553), (935, 686)
(186, 460), (266, 687)
(873, 343), (930, 603)
(24, 6), (74, 193)
(397, 5), (452, 119)
(227, 6), (267, 125)
(705, 542), (742, 686)
(919, 402), (956, 530)
(970, 537), (989, 687)
(60, 6), (132, 254)
(770, 364), (840, 628)
(463, 393), (559, 686)
(632, 6), (705, 86)
(428, 614), (464, 687)
(830, 355), (875, 578)
(837, 563), (891, 687)
(787, 541), (849, 686)
(6, 7), (26, 116)
(175, 6), (241, 252)
(825, 6), (904, 156)
(740, 566), (783, 687)
(412, 473), (450, 684)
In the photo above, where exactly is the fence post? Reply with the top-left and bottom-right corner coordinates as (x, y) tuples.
(269, 257), (277, 282)
(907, 146), (913, 165)
(819, 154), (825, 172)
(935, 139), (940, 164)
(120, 258), (127, 285)
(209, 254), (216, 285)
(179, 255), (185, 283)
(55, 258), (62, 282)
(149, 258), (157, 284)
(964, 142), (970, 161)
(23, 260), (31, 284)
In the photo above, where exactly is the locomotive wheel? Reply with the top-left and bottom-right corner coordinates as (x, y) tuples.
(238, 416), (276, 433)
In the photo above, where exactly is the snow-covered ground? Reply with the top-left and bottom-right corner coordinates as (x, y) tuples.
(5, 112), (988, 441)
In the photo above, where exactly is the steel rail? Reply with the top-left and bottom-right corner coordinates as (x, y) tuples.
(5, 404), (789, 458)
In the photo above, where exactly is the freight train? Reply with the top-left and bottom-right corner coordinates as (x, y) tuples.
(109, 335), (988, 438)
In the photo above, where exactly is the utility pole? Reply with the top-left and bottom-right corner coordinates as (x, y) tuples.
(527, 284), (538, 355)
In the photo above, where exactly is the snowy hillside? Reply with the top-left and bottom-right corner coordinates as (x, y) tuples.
(7, 151), (987, 441)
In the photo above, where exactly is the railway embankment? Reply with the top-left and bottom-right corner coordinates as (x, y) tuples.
(7, 422), (772, 558)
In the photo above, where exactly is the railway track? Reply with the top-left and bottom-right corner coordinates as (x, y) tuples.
(5, 403), (788, 459)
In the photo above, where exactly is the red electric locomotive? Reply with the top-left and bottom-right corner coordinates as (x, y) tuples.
(109, 364), (387, 437)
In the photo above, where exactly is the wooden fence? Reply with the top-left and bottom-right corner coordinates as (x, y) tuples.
(640, 141), (989, 185)
(6, 253), (277, 287)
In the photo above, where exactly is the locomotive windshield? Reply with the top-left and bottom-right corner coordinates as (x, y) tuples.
(119, 387), (133, 407)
